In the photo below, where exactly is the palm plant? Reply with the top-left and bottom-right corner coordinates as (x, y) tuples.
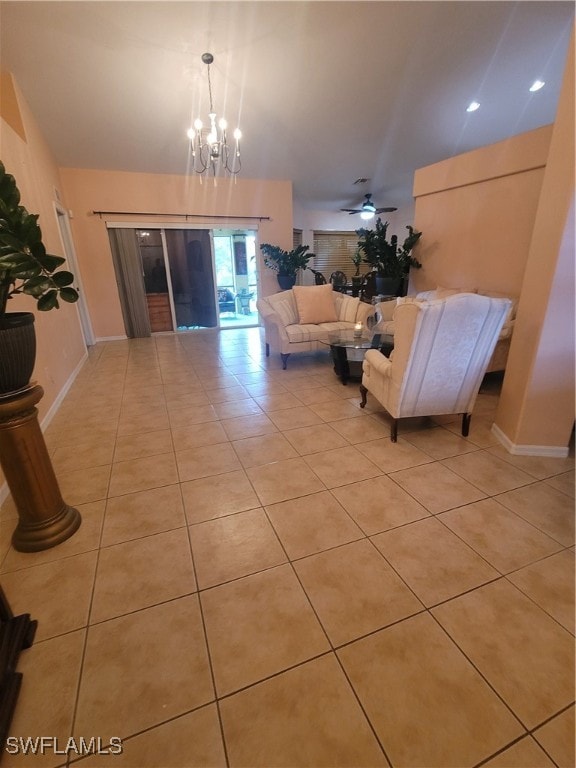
(356, 218), (422, 280)
(260, 243), (312, 277)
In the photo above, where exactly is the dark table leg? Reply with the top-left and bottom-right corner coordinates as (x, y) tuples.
(331, 345), (351, 385)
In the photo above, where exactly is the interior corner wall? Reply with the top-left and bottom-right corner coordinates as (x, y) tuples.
(0, 74), (86, 423)
(411, 125), (553, 297)
(59, 169), (293, 338)
(494, 27), (575, 453)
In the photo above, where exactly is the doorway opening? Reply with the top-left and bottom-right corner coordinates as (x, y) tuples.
(55, 203), (94, 345)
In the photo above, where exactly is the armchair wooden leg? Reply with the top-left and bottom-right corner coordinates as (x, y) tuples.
(359, 384), (368, 408)
(391, 419), (398, 443)
(462, 413), (471, 437)
(265, 343), (270, 357)
(281, 353), (290, 370)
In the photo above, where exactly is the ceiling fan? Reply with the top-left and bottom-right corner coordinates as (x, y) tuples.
(341, 193), (397, 219)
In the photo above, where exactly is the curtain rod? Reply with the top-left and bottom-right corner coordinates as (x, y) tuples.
(92, 210), (271, 221)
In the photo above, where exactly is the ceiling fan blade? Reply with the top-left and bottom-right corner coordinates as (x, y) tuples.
(341, 195), (397, 214)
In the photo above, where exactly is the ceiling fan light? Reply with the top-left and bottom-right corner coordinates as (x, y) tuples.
(360, 210), (374, 220)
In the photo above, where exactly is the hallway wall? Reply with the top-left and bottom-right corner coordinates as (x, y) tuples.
(0, 75), (87, 421)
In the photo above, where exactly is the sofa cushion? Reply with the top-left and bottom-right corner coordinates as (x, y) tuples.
(335, 294), (360, 323)
(372, 320), (395, 335)
(267, 291), (299, 326)
(293, 284), (338, 324)
(285, 323), (332, 343)
(285, 321), (352, 343)
(396, 296), (423, 307)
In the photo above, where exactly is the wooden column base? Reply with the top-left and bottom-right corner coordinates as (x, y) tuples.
(11, 504), (81, 553)
(0, 384), (81, 553)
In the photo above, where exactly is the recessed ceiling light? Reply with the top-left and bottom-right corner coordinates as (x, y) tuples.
(529, 80), (545, 92)
(466, 101), (480, 113)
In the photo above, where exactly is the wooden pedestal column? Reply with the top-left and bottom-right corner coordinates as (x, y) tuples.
(0, 385), (81, 552)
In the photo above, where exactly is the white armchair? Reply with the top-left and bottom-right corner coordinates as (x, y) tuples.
(360, 293), (511, 441)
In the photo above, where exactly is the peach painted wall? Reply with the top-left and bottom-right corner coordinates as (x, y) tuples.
(0, 75), (87, 422)
(412, 126), (552, 297)
(495, 27), (575, 451)
(59, 169), (293, 338)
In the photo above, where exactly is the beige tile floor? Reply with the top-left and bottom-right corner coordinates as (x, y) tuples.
(0, 329), (574, 768)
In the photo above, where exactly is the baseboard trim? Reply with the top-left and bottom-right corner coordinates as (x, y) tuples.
(94, 335), (128, 342)
(491, 423), (570, 458)
(39, 351), (88, 431)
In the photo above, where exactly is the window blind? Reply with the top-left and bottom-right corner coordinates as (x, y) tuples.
(312, 231), (359, 281)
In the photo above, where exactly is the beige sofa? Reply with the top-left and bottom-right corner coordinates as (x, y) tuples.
(257, 284), (373, 369)
(374, 287), (518, 372)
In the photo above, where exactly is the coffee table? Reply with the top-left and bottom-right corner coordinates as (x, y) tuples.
(322, 330), (394, 384)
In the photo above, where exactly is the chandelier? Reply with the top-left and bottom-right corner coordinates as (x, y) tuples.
(187, 53), (242, 175)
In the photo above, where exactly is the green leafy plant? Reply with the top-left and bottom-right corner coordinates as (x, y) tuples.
(356, 218), (422, 280)
(0, 161), (79, 315)
(351, 248), (363, 277)
(260, 243), (312, 277)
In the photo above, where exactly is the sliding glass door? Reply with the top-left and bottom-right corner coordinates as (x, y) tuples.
(164, 229), (217, 329)
(108, 225), (258, 336)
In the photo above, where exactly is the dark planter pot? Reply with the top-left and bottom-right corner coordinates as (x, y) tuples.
(0, 312), (36, 394)
(277, 274), (297, 291)
(375, 276), (401, 297)
(351, 275), (363, 297)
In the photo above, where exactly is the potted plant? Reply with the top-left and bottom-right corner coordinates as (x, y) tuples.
(0, 161), (79, 393)
(350, 248), (363, 295)
(260, 243), (312, 290)
(356, 218), (422, 296)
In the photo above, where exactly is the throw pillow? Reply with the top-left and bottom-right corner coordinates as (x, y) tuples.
(293, 285), (338, 324)
(336, 295), (360, 323)
(267, 292), (299, 326)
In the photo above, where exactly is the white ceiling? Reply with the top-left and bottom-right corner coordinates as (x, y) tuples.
(1, 1), (573, 213)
